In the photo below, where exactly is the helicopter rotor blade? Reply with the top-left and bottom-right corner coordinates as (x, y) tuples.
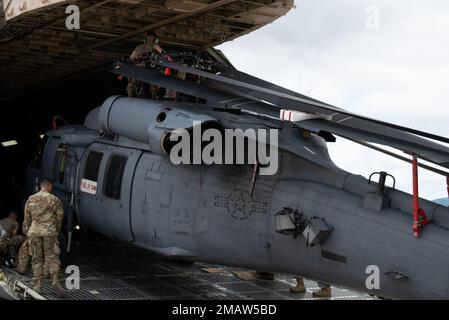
(112, 61), (449, 169)
(111, 61), (279, 116)
(154, 58), (449, 145)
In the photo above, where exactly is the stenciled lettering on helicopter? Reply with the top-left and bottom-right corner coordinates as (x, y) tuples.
(80, 178), (97, 195)
(169, 121), (279, 175)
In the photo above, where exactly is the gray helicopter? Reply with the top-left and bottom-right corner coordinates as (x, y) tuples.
(25, 47), (449, 300)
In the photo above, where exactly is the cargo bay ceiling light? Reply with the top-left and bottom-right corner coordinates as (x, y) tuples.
(1, 139), (18, 147)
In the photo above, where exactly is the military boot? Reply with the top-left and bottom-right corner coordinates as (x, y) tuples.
(33, 279), (43, 294)
(51, 274), (65, 298)
(312, 285), (331, 298)
(289, 277), (306, 293)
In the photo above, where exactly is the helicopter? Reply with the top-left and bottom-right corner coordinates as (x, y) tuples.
(24, 45), (449, 300)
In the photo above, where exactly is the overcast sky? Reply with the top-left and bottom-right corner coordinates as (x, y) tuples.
(217, 0), (449, 200)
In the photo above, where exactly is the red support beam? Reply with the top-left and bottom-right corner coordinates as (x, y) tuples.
(52, 116), (58, 130)
(412, 154), (429, 237)
(446, 176), (449, 206)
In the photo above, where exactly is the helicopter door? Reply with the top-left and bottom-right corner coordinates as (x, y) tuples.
(78, 144), (141, 241)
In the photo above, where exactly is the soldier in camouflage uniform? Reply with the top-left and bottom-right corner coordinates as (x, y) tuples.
(0, 211), (24, 266)
(16, 238), (51, 278)
(16, 237), (30, 273)
(255, 271), (332, 298)
(290, 276), (332, 298)
(127, 31), (163, 98)
(0, 234), (6, 263)
(23, 177), (65, 297)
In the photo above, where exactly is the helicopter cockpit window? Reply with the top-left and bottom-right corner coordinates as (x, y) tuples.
(104, 154), (127, 200)
(53, 144), (67, 184)
(80, 150), (103, 195)
(83, 151), (103, 181)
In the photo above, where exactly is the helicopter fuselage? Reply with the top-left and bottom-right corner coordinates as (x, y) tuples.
(26, 96), (449, 300)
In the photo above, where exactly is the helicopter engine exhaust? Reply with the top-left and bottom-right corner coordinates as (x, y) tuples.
(97, 96), (220, 155)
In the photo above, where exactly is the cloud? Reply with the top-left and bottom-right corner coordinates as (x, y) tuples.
(217, 0), (449, 200)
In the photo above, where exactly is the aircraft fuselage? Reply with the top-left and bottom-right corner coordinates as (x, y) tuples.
(26, 97), (449, 300)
